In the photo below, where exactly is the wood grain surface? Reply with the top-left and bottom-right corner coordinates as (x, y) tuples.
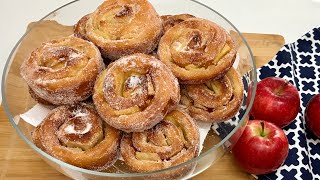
(0, 32), (284, 180)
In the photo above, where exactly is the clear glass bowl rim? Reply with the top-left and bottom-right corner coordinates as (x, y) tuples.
(1, 0), (257, 177)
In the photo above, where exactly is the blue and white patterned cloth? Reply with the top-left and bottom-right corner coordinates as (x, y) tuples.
(212, 27), (320, 179)
(257, 27), (320, 180)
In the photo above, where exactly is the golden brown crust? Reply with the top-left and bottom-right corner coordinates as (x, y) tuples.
(20, 36), (105, 105)
(158, 18), (236, 84)
(161, 14), (195, 33)
(93, 53), (180, 132)
(32, 103), (121, 171)
(180, 67), (244, 122)
(74, 14), (91, 40)
(120, 106), (199, 178)
(28, 86), (52, 105)
(85, 0), (163, 60)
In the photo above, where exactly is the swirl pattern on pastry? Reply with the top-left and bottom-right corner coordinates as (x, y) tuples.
(20, 36), (104, 105)
(85, 0), (163, 60)
(93, 53), (180, 132)
(120, 106), (199, 175)
(180, 67), (244, 122)
(32, 103), (121, 171)
(161, 14), (195, 33)
(158, 18), (236, 84)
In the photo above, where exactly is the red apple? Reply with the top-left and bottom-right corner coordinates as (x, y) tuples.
(232, 120), (289, 175)
(250, 77), (300, 128)
(305, 94), (320, 138)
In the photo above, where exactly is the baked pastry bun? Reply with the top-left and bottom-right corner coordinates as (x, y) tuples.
(120, 106), (199, 178)
(85, 0), (163, 60)
(158, 18), (236, 84)
(20, 36), (104, 105)
(181, 67), (244, 122)
(32, 103), (121, 171)
(93, 53), (180, 132)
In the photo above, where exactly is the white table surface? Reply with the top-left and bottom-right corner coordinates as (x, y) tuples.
(1, 0), (320, 104)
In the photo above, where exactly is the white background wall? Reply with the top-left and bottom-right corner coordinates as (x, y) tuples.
(1, 0), (320, 103)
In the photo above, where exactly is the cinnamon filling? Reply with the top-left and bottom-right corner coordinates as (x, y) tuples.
(186, 31), (203, 50)
(115, 5), (133, 18)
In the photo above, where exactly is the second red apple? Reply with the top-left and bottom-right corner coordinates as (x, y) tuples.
(250, 77), (300, 128)
(305, 94), (320, 138)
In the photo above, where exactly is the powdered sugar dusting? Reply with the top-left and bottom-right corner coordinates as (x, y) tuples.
(73, 108), (88, 118)
(127, 75), (142, 88)
(132, 87), (143, 96)
(64, 122), (92, 135)
(111, 54), (163, 69)
(69, 52), (83, 59)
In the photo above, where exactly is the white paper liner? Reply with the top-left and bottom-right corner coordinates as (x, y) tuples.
(19, 104), (54, 127)
(233, 52), (240, 69)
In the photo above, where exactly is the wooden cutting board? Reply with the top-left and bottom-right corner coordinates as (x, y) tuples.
(0, 32), (284, 180)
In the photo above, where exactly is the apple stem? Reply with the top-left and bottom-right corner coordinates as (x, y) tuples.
(275, 80), (290, 95)
(260, 121), (265, 137)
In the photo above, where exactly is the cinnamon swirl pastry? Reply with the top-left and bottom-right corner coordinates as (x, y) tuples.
(120, 106), (199, 178)
(93, 53), (180, 132)
(161, 14), (195, 33)
(158, 18), (236, 84)
(20, 36), (104, 105)
(85, 0), (163, 60)
(180, 67), (244, 122)
(32, 103), (121, 171)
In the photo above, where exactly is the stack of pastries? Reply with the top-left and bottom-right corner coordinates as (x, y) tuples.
(20, 0), (244, 178)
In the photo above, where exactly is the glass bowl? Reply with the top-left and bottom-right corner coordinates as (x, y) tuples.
(2, 0), (256, 179)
